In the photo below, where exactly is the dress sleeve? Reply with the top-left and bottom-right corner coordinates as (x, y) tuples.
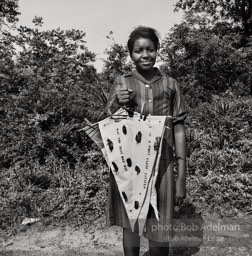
(172, 79), (187, 124)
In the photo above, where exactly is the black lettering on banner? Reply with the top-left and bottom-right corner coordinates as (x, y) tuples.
(143, 173), (147, 189)
(147, 145), (151, 156)
(119, 145), (123, 155)
(145, 158), (149, 169)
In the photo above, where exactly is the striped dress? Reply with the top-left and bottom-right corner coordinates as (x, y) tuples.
(106, 68), (186, 242)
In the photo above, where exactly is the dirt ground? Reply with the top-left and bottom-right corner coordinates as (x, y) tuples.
(0, 216), (252, 256)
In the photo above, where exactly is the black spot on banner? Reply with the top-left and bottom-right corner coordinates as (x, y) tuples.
(107, 139), (113, 151)
(135, 131), (142, 143)
(112, 162), (118, 172)
(126, 158), (132, 167)
(134, 201), (139, 209)
(154, 137), (160, 151)
(135, 166), (140, 175)
(122, 191), (128, 202)
(122, 125), (127, 135)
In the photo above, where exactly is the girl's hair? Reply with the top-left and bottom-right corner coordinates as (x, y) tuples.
(127, 26), (160, 56)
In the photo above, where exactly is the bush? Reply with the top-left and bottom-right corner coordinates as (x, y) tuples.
(0, 155), (108, 231)
(185, 95), (252, 217)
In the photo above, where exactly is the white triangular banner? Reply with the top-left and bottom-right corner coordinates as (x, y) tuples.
(98, 109), (168, 234)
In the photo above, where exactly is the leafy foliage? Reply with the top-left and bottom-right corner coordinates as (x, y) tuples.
(175, 0), (252, 45)
(185, 95), (252, 217)
(0, 157), (108, 230)
(0, 13), (110, 231)
(0, 18), (104, 172)
(101, 32), (133, 84)
(0, 0), (20, 26)
(1, 0), (252, 232)
(160, 13), (252, 107)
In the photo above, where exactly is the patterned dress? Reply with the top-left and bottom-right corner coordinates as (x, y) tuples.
(106, 68), (186, 242)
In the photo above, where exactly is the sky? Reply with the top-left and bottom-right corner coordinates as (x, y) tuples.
(18, 0), (184, 71)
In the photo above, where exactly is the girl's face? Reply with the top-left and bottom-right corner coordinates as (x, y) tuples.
(131, 38), (157, 72)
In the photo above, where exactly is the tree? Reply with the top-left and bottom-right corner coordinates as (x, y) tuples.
(0, 17), (101, 171)
(0, 5), (108, 227)
(0, 0), (20, 27)
(175, 0), (252, 46)
(160, 13), (252, 105)
(101, 32), (133, 84)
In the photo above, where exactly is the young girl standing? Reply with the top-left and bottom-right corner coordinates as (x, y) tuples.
(106, 26), (186, 256)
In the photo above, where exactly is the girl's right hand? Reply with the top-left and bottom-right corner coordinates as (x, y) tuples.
(115, 88), (133, 105)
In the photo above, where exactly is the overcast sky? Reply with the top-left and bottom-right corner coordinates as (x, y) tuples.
(18, 0), (184, 71)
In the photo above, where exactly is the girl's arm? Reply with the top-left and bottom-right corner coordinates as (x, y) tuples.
(174, 121), (186, 206)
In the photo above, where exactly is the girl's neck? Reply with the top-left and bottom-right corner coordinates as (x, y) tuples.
(136, 68), (156, 82)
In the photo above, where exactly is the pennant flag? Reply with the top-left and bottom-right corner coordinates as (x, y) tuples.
(98, 109), (168, 234)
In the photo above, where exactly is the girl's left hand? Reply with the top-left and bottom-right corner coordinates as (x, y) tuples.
(175, 178), (186, 206)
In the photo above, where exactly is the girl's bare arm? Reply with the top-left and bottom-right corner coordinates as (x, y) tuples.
(174, 122), (186, 205)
